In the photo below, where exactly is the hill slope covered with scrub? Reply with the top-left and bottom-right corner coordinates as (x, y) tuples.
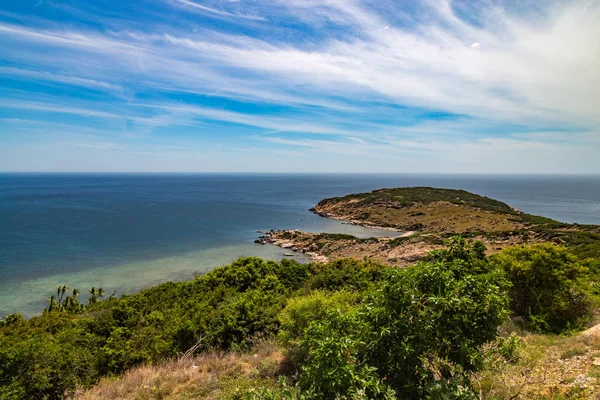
(312, 187), (597, 237)
(2, 239), (600, 399)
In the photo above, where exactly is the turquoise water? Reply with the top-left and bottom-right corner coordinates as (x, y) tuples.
(1, 173), (599, 316)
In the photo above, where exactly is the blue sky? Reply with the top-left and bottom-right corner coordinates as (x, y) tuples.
(0, 0), (598, 173)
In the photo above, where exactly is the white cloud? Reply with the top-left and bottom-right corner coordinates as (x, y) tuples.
(0, 66), (124, 93)
(0, 0), (599, 172)
(172, 0), (266, 21)
(134, 103), (367, 136)
(2, 1), (598, 127)
(0, 100), (125, 120)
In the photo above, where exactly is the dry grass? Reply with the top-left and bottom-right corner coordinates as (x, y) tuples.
(474, 327), (600, 399)
(75, 328), (600, 400)
(315, 199), (524, 233)
(74, 342), (285, 400)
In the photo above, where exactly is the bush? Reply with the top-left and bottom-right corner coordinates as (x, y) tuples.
(299, 311), (396, 400)
(278, 290), (359, 347)
(493, 244), (591, 333)
(297, 238), (510, 398)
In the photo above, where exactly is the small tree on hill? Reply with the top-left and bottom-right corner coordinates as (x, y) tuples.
(493, 244), (591, 332)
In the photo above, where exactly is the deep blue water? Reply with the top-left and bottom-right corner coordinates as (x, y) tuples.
(1, 173), (599, 316)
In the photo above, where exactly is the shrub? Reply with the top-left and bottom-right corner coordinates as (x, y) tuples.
(297, 237), (510, 398)
(493, 244), (591, 333)
(359, 247), (509, 396)
(0, 313), (24, 327)
(298, 311), (396, 400)
(278, 290), (359, 347)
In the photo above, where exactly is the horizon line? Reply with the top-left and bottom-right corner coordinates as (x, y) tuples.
(1, 171), (600, 176)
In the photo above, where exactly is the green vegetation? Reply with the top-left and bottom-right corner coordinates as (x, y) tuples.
(297, 238), (509, 399)
(493, 244), (592, 332)
(0, 257), (387, 399)
(2, 238), (600, 399)
(317, 187), (517, 214)
(571, 241), (600, 260)
(277, 290), (359, 362)
(313, 187), (600, 253)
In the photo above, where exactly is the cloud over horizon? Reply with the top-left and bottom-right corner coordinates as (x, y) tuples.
(0, 0), (599, 173)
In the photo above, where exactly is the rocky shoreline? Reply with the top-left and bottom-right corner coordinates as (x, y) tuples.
(254, 228), (436, 266)
(255, 230), (329, 263)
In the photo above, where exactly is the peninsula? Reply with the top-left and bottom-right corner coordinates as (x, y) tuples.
(257, 187), (600, 265)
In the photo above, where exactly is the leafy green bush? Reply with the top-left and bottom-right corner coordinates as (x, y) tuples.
(278, 290), (359, 347)
(297, 238), (510, 399)
(0, 313), (103, 400)
(299, 310), (396, 400)
(6, 237), (594, 399)
(0, 313), (24, 327)
(493, 244), (591, 332)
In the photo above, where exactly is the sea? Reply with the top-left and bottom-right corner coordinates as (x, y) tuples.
(1, 173), (599, 317)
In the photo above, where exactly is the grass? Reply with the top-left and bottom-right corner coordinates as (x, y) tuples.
(559, 343), (588, 360)
(314, 187), (543, 233)
(570, 242), (600, 260)
(473, 323), (600, 399)
(75, 342), (286, 400)
(315, 187), (600, 238)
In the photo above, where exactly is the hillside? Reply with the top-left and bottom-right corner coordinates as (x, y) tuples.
(71, 241), (600, 400)
(312, 187), (523, 232)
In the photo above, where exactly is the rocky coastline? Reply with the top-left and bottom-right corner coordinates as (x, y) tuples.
(255, 230), (330, 263)
(254, 187), (599, 266)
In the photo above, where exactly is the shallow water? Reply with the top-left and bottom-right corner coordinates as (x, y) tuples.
(1, 173), (599, 316)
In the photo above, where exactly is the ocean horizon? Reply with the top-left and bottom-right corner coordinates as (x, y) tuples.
(2, 173), (599, 317)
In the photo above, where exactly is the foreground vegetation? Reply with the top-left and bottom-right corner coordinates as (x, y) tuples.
(2, 237), (599, 399)
(80, 329), (600, 400)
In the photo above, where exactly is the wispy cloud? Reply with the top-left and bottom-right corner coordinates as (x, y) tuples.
(172, 0), (266, 21)
(0, 66), (124, 93)
(134, 103), (368, 136)
(0, 100), (126, 119)
(3, 1), (599, 125)
(0, 0), (598, 172)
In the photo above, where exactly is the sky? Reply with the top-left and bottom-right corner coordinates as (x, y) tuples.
(0, 0), (599, 173)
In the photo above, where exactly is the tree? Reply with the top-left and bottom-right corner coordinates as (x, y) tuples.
(493, 244), (591, 332)
(57, 285), (69, 306)
(46, 295), (58, 312)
